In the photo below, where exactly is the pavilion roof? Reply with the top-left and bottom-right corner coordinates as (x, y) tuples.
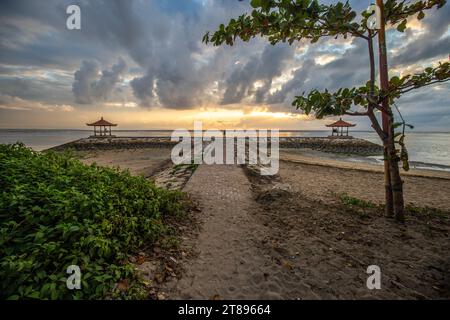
(326, 118), (356, 128)
(86, 117), (117, 126)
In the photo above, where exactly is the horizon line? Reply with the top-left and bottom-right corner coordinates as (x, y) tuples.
(1, 128), (449, 134)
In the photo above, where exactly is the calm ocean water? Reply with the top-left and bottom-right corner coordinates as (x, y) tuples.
(1, 129), (449, 170)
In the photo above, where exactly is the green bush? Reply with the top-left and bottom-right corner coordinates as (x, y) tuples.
(0, 143), (183, 299)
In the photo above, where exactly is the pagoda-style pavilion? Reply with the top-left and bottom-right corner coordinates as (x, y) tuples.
(326, 118), (356, 138)
(86, 117), (117, 137)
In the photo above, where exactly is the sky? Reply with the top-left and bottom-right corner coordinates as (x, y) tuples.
(0, 0), (449, 131)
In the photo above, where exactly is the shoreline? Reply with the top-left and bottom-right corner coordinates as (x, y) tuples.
(280, 148), (450, 180)
(44, 136), (450, 175)
(2, 131), (450, 171)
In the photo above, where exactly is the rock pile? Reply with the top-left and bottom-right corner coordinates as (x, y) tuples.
(48, 137), (176, 151)
(279, 137), (383, 156)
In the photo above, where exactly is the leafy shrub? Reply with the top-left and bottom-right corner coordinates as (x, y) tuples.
(0, 143), (183, 299)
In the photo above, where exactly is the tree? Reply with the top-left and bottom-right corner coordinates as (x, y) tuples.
(203, 0), (450, 221)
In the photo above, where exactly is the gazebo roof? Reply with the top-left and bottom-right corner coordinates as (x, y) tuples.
(326, 118), (356, 128)
(86, 117), (117, 127)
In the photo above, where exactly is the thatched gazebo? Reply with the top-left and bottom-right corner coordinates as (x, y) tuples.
(86, 117), (117, 137)
(326, 118), (356, 138)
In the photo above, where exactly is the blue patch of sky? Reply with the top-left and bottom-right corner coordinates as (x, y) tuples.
(155, 0), (203, 17)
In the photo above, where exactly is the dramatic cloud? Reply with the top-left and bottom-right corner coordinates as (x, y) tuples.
(221, 44), (295, 105)
(124, 0), (251, 108)
(0, 0), (448, 130)
(72, 58), (127, 104)
(266, 59), (316, 105)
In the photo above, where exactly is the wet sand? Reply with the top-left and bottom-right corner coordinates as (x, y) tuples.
(79, 148), (172, 177)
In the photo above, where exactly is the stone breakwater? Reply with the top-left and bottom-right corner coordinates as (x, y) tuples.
(48, 137), (178, 151)
(48, 136), (383, 156)
(280, 137), (383, 156)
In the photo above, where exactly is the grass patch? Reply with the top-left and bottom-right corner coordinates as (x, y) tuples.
(405, 205), (449, 223)
(339, 193), (377, 209)
(338, 193), (449, 223)
(0, 143), (185, 300)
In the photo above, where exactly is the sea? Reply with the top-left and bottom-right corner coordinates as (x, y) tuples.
(1, 129), (449, 172)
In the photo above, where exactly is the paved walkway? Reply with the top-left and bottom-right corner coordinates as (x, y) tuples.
(172, 164), (294, 299)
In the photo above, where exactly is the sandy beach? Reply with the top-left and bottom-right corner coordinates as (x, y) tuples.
(279, 149), (450, 210)
(79, 148), (173, 177)
(77, 147), (450, 299)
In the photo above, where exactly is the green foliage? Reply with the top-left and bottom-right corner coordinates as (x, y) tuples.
(292, 82), (376, 118)
(0, 143), (184, 300)
(384, 0), (446, 29)
(387, 62), (450, 101)
(204, 0), (363, 46)
(203, 0), (446, 46)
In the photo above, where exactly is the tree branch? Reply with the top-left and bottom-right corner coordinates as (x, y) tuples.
(367, 31), (376, 96)
(399, 78), (450, 95)
(344, 111), (368, 116)
(367, 106), (387, 142)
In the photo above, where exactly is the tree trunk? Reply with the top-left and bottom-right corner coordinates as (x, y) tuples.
(382, 144), (394, 217)
(376, 0), (397, 218)
(386, 112), (405, 221)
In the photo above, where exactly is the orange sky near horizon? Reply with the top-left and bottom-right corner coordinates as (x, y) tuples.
(0, 105), (341, 130)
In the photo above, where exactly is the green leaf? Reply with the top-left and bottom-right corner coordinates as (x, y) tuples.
(396, 19), (407, 32)
(390, 76), (401, 86)
(250, 0), (261, 8)
(26, 291), (40, 299)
